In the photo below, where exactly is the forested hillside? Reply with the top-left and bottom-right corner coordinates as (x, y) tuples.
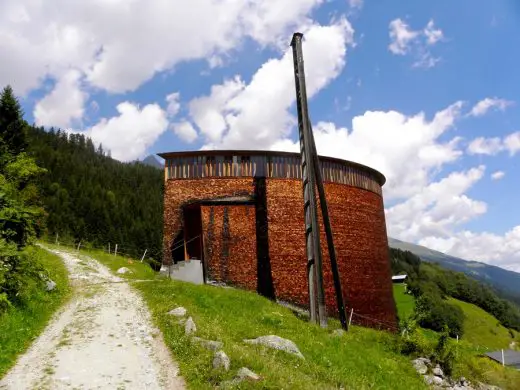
(26, 127), (164, 263)
(390, 248), (520, 335)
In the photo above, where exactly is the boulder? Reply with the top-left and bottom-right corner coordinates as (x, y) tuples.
(244, 335), (304, 359)
(45, 280), (57, 291)
(184, 317), (196, 335)
(424, 375), (444, 386)
(412, 358), (428, 375)
(116, 267), (132, 274)
(191, 337), (223, 351)
(213, 351), (230, 371)
(167, 307), (187, 317)
(432, 364), (444, 378)
(236, 367), (261, 381)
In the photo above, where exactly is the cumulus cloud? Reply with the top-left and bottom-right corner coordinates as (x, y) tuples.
(33, 70), (87, 128)
(76, 102), (168, 161)
(0, 0), (323, 95)
(419, 227), (520, 272)
(388, 18), (443, 68)
(467, 137), (503, 155)
(182, 20), (354, 150)
(273, 102), (464, 199)
(467, 131), (520, 156)
(491, 171), (505, 180)
(172, 121), (198, 143)
(470, 97), (514, 117)
(165, 93), (181, 117)
(386, 166), (487, 241)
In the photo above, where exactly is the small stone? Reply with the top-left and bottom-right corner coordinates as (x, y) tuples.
(116, 267), (132, 274)
(184, 317), (196, 335)
(236, 367), (261, 381)
(332, 329), (345, 337)
(167, 307), (187, 317)
(46, 280), (57, 291)
(423, 375), (444, 386)
(412, 358), (428, 375)
(244, 335), (304, 359)
(213, 351), (230, 371)
(191, 337), (223, 351)
(432, 364), (444, 378)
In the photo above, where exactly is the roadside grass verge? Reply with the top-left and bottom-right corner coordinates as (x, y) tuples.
(82, 251), (520, 389)
(136, 279), (427, 390)
(0, 246), (70, 378)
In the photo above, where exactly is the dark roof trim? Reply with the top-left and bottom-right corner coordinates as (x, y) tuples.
(157, 149), (386, 186)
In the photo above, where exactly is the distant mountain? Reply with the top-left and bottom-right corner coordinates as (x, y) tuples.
(142, 155), (163, 169)
(388, 237), (520, 302)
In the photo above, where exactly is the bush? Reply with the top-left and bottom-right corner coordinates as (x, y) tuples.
(432, 328), (457, 377)
(415, 293), (465, 338)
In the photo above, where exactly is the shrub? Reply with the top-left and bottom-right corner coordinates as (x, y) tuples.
(415, 293), (465, 338)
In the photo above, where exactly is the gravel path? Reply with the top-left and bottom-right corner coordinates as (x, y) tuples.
(0, 248), (185, 390)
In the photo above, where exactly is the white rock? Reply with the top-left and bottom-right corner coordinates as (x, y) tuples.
(412, 358), (428, 375)
(45, 280), (57, 291)
(213, 351), (230, 371)
(191, 337), (223, 351)
(167, 307), (187, 317)
(244, 335), (304, 359)
(116, 267), (132, 274)
(432, 364), (444, 378)
(184, 317), (196, 335)
(236, 367), (261, 381)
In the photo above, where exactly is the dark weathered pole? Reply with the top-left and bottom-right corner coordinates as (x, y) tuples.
(291, 32), (327, 327)
(309, 124), (349, 330)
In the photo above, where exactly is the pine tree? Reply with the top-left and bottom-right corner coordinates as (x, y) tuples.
(0, 85), (27, 157)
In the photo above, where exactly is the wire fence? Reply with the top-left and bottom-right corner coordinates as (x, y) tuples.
(42, 236), (404, 333)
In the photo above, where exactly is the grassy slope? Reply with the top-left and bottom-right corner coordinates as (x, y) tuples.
(393, 284), (415, 321)
(447, 298), (515, 351)
(393, 283), (520, 389)
(0, 246), (71, 378)
(84, 249), (520, 389)
(85, 249), (425, 389)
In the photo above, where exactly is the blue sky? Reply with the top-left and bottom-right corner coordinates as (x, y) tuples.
(2, 0), (519, 270)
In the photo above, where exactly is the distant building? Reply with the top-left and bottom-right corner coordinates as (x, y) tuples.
(392, 274), (408, 284)
(159, 150), (397, 331)
(485, 350), (520, 369)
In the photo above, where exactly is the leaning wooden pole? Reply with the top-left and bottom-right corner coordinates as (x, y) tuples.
(291, 32), (327, 327)
(309, 123), (349, 330)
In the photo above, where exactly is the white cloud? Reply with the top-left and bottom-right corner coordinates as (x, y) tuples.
(77, 102), (168, 161)
(424, 20), (443, 45)
(419, 227), (520, 272)
(273, 101), (464, 199)
(33, 70), (87, 128)
(386, 166), (487, 241)
(388, 18), (443, 68)
(467, 131), (520, 156)
(0, 0), (323, 95)
(504, 131), (520, 156)
(491, 171), (505, 180)
(347, 0), (363, 10)
(183, 20), (354, 150)
(165, 93), (181, 117)
(470, 97), (513, 117)
(467, 137), (503, 155)
(388, 19), (419, 55)
(172, 121), (198, 143)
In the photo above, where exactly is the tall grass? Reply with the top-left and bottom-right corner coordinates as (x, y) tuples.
(0, 246), (70, 378)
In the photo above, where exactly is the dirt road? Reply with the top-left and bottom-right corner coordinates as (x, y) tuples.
(0, 248), (185, 390)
